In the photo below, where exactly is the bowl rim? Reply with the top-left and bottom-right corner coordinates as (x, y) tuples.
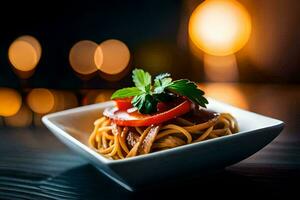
(42, 99), (284, 165)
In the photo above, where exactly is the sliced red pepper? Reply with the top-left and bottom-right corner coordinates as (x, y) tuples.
(114, 98), (133, 111)
(104, 100), (191, 127)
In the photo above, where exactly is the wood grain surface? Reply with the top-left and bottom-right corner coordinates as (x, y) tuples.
(0, 84), (299, 199)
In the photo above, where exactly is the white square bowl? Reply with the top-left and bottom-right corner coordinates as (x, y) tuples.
(42, 98), (284, 191)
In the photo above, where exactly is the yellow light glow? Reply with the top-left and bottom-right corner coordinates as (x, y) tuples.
(189, 0), (251, 56)
(97, 39), (130, 75)
(12, 69), (35, 79)
(81, 90), (99, 105)
(94, 90), (114, 103)
(4, 104), (32, 127)
(203, 83), (249, 109)
(8, 35), (41, 72)
(27, 88), (55, 114)
(99, 65), (131, 82)
(0, 88), (22, 117)
(69, 40), (98, 75)
(61, 91), (78, 109)
(94, 45), (104, 70)
(204, 54), (238, 81)
(52, 91), (78, 111)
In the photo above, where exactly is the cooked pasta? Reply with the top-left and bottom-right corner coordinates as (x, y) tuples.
(88, 68), (240, 160)
(89, 112), (239, 160)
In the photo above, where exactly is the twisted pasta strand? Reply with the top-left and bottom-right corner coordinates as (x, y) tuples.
(89, 113), (239, 160)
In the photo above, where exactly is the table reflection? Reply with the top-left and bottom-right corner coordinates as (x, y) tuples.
(0, 84), (299, 199)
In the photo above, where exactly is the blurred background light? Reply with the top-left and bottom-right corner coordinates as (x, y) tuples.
(81, 90), (101, 105)
(98, 66), (131, 82)
(203, 83), (249, 109)
(27, 89), (78, 114)
(241, 0), (297, 78)
(97, 39), (130, 75)
(189, 0), (251, 56)
(0, 0), (298, 86)
(94, 90), (114, 103)
(204, 54), (238, 82)
(94, 45), (104, 71)
(27, 88), (55, 114)
(52, 91), (78, 111)
(81, 89), (113, 105)
(0, 88), (22, 117)
(69, 40), (98, 75)
(8, 35), (41, 78)
(4, 104), (32, 127)
(61, 91), (78, 109)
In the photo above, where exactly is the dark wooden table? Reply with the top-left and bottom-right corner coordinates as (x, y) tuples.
(0, 84), (299, 199)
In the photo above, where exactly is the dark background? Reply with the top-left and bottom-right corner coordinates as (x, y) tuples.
(0, 0), (300, 89)
(0, 1), (299, 199)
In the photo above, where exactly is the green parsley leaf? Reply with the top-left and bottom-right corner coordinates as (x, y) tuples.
(154, 73), (171, 82)
(110, 68), (209, 114)
(145, 84), (151, 93)
(132, 93), (157, 114)
(154, 78), (172, 94)
(143, 94), (158, 114)
(154, 73), (172, 94)
(132, 94), (145, 110)
(167, 79), (208, 107)
(111, 87), (143, 99)
(132, 69), (151, 91)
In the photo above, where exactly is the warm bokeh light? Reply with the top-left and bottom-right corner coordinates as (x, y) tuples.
(81, 90), (100, 105)
(0, 88), (22, 117)
(204, 54), (238, 82)
(98, 65), (131, 82)
(81, 90), (113, 105)
(203, 83), (249, 109)
(8, 35), (41, 72)
(94, 90), (114, 103)
(27, 88), (55, 114)
(61, 91), (78, 109)
(52, 91), (78, 111)
(69, 40), (98, 75)
(188, 38), (204, 61)
(189, 0), (251, 56)
(27, 89), (78, 114)
(97, 39), (130, 75)
(94, 45), (104, 70)
(4, 104), (32, 127)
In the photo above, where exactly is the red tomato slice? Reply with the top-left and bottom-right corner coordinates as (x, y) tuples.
(104, 100), (191, 127)
(157, 102), (168, 112)
(114, 98), (133, 111)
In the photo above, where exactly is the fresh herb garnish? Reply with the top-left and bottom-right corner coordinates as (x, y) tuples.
(111, 87), (143, 99)
(168, 79), (208, 107)
(132, 69), (152, 92)
(111, 68), (208, 114)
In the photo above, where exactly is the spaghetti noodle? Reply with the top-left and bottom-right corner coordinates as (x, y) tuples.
(89, 111), (238, 160)
(88, 68), (239, 160)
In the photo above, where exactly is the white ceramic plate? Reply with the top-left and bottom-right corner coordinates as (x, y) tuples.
(42, 98), (284, 191)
